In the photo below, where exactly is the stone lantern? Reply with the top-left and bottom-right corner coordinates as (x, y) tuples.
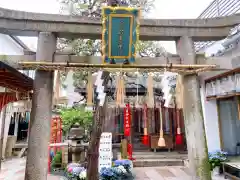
(68, 123), (85, 163)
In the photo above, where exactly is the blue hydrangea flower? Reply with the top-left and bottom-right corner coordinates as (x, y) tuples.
(100, 167), (115, 177)
(114, 159), (131, 166)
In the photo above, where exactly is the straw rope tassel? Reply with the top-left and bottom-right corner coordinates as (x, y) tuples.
(175, 75), (184, 109)
(158, 106), (166, 147)
(136, 74), (139, 107)
(142, 104), (149, 145)
(119, 77), (122, 106)
(115, 75), (120, 106)
(86, 72), (93, 106)
(55, 70), (61, 101)
(175, 108), (183, 145)
(150, 74), (154, 107)
(53, 70), (60, 106)
(123, 77), (126, 105)
(175, 75), (184, 145)
(118, 77), (122, 107)
(120, 76), (125, 107)
(147, 73), (154, 108)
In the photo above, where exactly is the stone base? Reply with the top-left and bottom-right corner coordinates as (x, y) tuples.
(183, 159), (189, 168)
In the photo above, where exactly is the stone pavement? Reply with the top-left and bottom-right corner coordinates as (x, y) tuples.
(0, 158), (226, 180)
(0, 158), (63, 180)
(134, 167), (225, 180)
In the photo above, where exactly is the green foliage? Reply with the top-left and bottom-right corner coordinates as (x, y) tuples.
(208, 151), (228, 170)
(136, 41), (169, 57)
(60, 107), (93, 134)
(60, 0), (155, 16)
(72, 71), (88, 88)
(51, 151), (62, 168)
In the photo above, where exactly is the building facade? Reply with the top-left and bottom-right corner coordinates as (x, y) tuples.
(0, 34), (33, 158)
(195, 0), (240, 52)
(199, 0), (240, 154)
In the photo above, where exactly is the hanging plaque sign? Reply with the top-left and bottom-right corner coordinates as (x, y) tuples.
(102, 7), (140, 64)
(98, 132), (112, 172)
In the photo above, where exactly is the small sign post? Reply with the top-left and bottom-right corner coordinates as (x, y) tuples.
(98, 132), (112, 172)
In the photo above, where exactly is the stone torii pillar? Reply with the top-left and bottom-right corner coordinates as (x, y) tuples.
(25, 32), (56, 180)
(176, 36), (211, 180)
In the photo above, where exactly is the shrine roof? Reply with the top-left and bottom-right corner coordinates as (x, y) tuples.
(0, 61), (33, 92)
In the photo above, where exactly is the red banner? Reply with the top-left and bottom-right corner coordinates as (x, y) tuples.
(124, 104), (131, 137)
(0, 93), (16, 111)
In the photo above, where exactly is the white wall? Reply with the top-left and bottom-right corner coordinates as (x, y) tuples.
(0, 34), (35, 79)
(0, 34), (23, 55)
(200, 84), (221, 152)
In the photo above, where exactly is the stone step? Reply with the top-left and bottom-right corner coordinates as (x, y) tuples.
(133, 158), (184, 167)
(132, 152), (187, 160)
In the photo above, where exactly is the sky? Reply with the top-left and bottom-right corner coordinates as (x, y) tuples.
(0, 0), (215, 54)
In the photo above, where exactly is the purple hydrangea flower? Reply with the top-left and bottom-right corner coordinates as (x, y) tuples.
(72, 167), (85, 175)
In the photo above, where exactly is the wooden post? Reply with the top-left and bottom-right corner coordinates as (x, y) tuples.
(25, 32), (56, 180)
(0, 89), (7, 170)
(0, 103), (7, 170)
(176, 36), (211, 180)
(121, 139), (128, 159)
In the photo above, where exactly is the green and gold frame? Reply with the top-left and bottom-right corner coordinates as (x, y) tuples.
(102, 6), (140, 64)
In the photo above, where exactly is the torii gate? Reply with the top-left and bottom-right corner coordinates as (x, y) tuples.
(0, 6), (239, 180)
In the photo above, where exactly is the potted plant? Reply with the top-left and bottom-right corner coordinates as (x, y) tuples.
(208, 151), (228, 175)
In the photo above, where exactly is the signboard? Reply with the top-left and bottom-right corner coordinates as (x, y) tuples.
(98, 132), (112, 171)
(102, 7), (140, 64)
